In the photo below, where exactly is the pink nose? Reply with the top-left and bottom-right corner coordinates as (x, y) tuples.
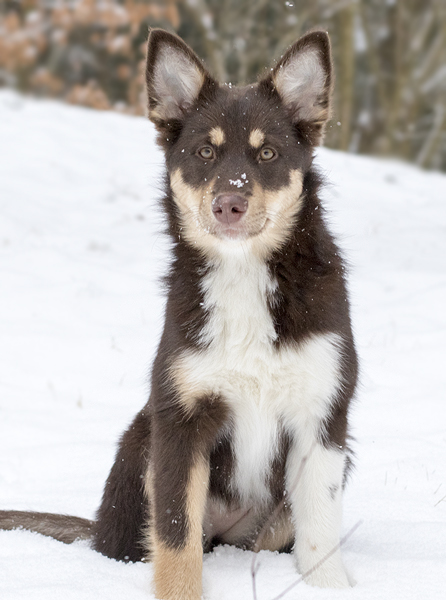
(212, 194), (248, 224)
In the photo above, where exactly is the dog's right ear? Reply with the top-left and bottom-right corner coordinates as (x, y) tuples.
(146, 29), (213, 128)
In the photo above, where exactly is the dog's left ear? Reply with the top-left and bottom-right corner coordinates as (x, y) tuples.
(262, 30), (333, 145)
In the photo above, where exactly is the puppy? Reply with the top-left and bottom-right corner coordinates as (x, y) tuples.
(0, 29), (358, 600)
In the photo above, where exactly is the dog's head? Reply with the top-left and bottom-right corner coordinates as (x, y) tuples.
(146, 29), (332, 259)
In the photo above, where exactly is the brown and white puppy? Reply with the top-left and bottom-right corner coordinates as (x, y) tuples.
(0, 29), (358, 600)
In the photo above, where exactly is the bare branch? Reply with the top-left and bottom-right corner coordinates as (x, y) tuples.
(270, 520), (363, 600)
(416, 103), (445, 167)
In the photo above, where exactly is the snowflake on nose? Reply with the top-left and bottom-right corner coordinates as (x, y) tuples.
(229, 174), (249, 188)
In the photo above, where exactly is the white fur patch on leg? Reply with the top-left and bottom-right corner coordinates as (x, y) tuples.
(287, 443), (349, 589)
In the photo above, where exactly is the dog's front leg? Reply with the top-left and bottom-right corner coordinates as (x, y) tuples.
(287, 436), (350, 589)
(148, 399), (226, 600)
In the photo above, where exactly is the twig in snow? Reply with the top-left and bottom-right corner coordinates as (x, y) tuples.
(251, 451), (310, 600)
(250, 442), (362, 600)
(434, 493), (446, 507)
(270, 520), (363, 600)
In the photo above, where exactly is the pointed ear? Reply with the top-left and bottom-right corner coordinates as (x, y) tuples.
(146, 29), (213, 126)
(264, 30), (333, 145)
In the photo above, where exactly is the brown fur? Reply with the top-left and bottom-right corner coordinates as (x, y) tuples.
(0, 28), (358, 600)
(0, 511), (93, 543)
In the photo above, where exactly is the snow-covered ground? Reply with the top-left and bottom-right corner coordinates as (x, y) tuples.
(0, 90), (445, 600)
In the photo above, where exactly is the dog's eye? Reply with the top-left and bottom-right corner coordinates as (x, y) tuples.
(259, 148), (276, 161)
(198, 146), (215, 160)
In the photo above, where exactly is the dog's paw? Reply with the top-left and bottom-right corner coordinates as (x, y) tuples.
(296, 547), (350, 589)
(303, 565), (350, 589)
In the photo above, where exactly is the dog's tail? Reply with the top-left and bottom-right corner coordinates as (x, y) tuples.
(0, 510), (94, 544)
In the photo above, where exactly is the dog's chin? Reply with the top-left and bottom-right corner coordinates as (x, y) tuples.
(212, 219), (266, 242)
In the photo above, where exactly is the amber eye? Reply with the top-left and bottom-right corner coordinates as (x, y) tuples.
(198, 146), (215, 160)
(259, 147), (276, 161)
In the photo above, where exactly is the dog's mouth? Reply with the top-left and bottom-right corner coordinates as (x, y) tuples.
(215, 225), (248, 240)
(212, 218), (269, 241)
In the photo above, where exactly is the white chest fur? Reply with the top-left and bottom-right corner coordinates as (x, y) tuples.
(174, 252), (343, 505)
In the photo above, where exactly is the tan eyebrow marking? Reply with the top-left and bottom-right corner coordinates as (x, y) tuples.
(209, 126), (226, 146)
(249, 128), (265, 148)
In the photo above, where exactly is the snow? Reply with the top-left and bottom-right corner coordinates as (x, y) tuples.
(1, 89), (446, 599)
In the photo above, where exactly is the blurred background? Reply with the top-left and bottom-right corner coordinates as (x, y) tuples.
(1, 0), (445, 171)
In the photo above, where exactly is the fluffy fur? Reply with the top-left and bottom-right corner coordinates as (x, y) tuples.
(0, 29), (358, 600)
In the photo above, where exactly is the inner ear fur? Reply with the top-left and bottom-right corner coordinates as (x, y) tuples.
(146, 29), (215, 127)
(262, 30), (333, 146)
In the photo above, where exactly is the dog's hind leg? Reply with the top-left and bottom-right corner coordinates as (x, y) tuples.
(92, 409), (152, 562)
(147, 396), (228, 600)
